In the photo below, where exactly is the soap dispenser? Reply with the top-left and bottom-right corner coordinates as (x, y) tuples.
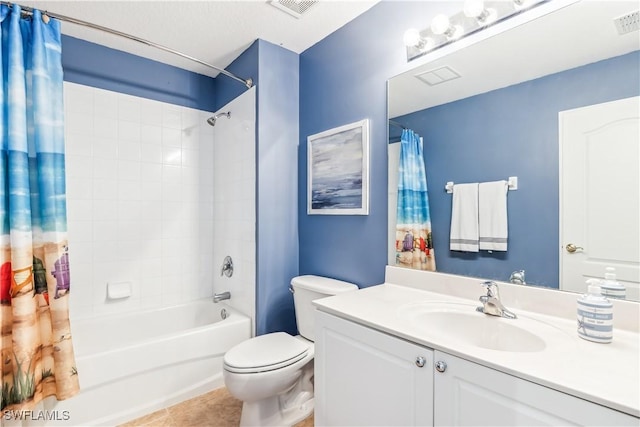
(600, 267), (626, 300)
(577, 279), (613, 343)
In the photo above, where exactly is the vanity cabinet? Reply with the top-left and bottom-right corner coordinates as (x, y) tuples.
(433, 351), (637, 426)
(315, 310), (434, 426)
(315, 311), (639, 427)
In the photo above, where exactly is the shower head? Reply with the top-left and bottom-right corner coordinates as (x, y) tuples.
(207, 111), (231, 126)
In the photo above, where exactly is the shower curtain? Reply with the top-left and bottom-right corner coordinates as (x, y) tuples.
(0, 5), (79, 412)
(395, 129), (436, 271)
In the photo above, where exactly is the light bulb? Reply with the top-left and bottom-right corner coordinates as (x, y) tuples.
(422, 37), (435, 51)
(481, 8), (497, 24)
(463, 0), (485, 18)
(513, 0), (533, 10)
(403, 28), (422, 47)
(430, 14), (451, 35)
(464, 0), (497, 25)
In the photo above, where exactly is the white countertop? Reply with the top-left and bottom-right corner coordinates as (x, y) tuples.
(314, 281), (640, 418)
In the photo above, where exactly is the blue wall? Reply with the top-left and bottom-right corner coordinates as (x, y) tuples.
(256, 41), (300, 335)
(392, 51), (640, 288)
(61, 1), (639, 332)
(214, 41), (259, 111)
(215, 40), (300, 336)
(299, 1), (640, 290)
(62, 35), (217, 112)
(299, 2), (453, 287)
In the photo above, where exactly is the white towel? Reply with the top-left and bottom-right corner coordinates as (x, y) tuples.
(450, 183), (479, 252)
(479, 180), (508, 251)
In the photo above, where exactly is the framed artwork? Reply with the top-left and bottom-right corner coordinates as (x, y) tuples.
(307, 119), (369, 215)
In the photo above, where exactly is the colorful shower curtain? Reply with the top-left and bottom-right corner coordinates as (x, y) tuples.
(0, 5), (79, 413)
(395, 129), (436, 271)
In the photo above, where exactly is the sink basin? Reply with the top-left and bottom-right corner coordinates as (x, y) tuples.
(397, 302), (566, 353)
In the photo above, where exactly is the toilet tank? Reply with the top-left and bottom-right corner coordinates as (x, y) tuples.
(291, 275), (358, 341)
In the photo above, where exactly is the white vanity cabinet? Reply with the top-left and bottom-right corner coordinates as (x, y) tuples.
(315, 311), (639, 427)
(433, 351), (638, 426)
(315, 310), (434, 426)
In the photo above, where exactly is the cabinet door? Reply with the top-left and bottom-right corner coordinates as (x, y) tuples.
(315, 311), (434, 427)
(434, 351), (638, 426)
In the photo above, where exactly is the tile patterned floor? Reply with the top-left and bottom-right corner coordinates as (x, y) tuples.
(119, 387), (314, 427)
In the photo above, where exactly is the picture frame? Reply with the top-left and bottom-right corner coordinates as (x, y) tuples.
(307, 119), (369, 215)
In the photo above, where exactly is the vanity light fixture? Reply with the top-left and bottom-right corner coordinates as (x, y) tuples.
(404, 0), (548, 61)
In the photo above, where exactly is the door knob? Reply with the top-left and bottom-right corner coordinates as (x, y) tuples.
(435, 360), (447, 372)
(566, 243), (584, 253)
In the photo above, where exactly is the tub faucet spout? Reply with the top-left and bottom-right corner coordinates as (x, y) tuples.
(213, 291), (231, 303)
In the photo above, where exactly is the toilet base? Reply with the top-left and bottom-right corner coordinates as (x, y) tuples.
(239, 394), (314, 427)
(239, 362), (314, 427)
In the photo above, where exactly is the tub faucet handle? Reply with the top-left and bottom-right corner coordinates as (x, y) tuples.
(221, 256), (233, 277)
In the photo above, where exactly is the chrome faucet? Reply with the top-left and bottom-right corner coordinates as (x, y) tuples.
(476, 281), (517, 319)
(509, 269), (526, 285)
(221, 256), (233, 277)
(213, 291), (231, 303)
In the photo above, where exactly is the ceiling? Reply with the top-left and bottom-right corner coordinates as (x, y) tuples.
(389, 0), (640, 118)
(18, 0), (379, 78)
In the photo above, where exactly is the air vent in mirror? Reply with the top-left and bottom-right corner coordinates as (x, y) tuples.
(614, 10), (639, 35)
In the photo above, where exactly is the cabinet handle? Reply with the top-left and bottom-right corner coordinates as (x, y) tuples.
(415, 356), (426, 368)
(435, 360), (447, 373)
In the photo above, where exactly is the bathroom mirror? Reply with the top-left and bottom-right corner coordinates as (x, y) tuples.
(387, 1), (640, 301)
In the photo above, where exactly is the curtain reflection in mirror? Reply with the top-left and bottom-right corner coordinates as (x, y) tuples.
(395, 129), (436, 271)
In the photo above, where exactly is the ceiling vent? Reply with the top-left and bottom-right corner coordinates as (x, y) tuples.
(414, 66), (461, 86)
(268, 0), (318, 19)
(613, 10), (640, 35)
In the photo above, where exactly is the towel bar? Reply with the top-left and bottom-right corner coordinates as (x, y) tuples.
(445, 177), (518, 194)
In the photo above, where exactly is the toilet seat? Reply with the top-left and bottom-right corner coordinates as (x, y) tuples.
(224, 332), (310, 374)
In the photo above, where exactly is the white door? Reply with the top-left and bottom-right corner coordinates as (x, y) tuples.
(559, 96), (640, 300)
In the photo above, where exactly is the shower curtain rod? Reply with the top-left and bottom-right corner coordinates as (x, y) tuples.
(2, 2), (254, 89)
(389, 120), (407, 130)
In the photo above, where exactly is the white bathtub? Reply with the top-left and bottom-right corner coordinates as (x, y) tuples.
(43, 300), (251, 426)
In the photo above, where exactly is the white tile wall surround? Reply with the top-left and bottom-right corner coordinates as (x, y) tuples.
(211, 87), (257, 334)
(63, 82), (257, 321)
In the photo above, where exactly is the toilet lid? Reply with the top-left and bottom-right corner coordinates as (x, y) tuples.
(224, 332), (310, 373)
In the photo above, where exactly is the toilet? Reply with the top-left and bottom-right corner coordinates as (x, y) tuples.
(223, 275), (358, 427)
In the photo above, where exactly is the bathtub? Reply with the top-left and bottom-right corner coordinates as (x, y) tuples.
(42, 300), (251, 426)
